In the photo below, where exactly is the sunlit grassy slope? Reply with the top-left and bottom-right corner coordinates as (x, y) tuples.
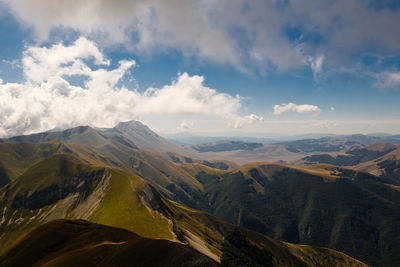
(90, 169), (173, 240)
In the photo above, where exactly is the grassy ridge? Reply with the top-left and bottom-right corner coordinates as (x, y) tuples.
(0, 141), (64, 181)
(90, 169), (173, 240)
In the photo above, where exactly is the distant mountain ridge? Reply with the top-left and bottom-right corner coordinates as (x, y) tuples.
(164, 132), (400, 146)
(0, 121), (187, 154)
(278, 135), (400, 153)
(190, 140), (264, 152)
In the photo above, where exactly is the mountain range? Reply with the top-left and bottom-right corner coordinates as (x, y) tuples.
(1, 120), (399, 266)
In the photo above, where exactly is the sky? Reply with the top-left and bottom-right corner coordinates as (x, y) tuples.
(0, 0), (399, 137)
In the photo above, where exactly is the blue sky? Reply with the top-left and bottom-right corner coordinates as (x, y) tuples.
(0, 0), (399, 137)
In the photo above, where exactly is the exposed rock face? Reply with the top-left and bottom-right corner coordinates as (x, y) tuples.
(140, 184), (171, 215)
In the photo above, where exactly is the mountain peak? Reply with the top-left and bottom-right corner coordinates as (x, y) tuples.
(115, 120), (158, 136)
(113, 120), (186, 153)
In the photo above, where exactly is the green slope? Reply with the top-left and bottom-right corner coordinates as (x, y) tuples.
(0, 141), (69, 182)
(182, 163), (400, 266)
(90, 169), (173, 240)
(0, 154), (175, 253)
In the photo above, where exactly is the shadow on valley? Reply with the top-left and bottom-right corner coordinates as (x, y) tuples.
(221, 228), (273, 267)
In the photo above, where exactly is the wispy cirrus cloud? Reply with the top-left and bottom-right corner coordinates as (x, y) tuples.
(307, 55), (324, 81)
(373, 71), (400, 90)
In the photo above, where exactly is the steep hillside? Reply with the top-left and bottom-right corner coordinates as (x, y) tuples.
(0, 219), (218, 267)
(0, 154), (174, 254)
(0, 152), (366, 266)
(352, 146), (400, 184)
(0, 128), (208, 208)
(182, 162), (400, 266)
(0, 152), (233, 260)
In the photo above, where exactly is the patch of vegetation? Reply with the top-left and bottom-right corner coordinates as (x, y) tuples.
(202, 161), (229, 170)
(166, 152), (181, 163)
(184, 157), (193, 163)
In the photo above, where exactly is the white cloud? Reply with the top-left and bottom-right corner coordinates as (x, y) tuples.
(373, 71), (400, 90)
(179, 120), (194, 130)
(228, 114), (264, 129)
(273, 103), (321, 116)
(0, 38), (261, 137)
(330, 106), (335, 111)
(0, 0), (329, 73)
(22, 37), (110, 83)
(3, 0), (399, 76)
(307, 55), (324, 81)
(0, 0), (241, 67)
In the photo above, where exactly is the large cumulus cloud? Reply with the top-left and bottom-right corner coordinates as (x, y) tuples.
(0, 38), (262, 137)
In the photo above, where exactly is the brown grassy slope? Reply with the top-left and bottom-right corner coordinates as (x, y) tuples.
(0, 219), (218, 267)
(351, 146), (400, 175)
(364, 142), (399, 152)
